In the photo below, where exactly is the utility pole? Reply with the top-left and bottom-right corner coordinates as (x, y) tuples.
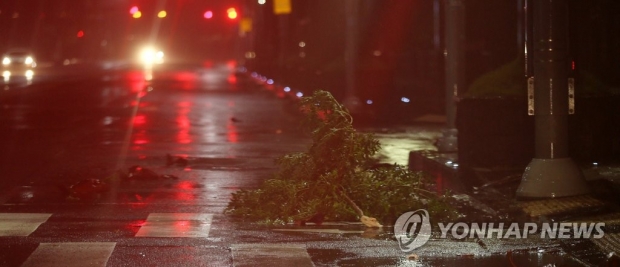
(240, 2), (254, 70)
(433, 0), (441, 51)
(436, 0), (464, 152)
(517, 0), (524, 51)
(342, 0), (361, 114)
(273, 0), (291, 83)
(278, 15), (288, 82)
(517, 0), (589, 198)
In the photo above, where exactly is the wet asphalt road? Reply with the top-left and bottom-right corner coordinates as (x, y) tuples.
(0, 62), (593, 266)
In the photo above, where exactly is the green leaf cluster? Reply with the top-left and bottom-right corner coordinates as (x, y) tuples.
(225, 90), (456, 225)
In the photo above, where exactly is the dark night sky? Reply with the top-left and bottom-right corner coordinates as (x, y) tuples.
(0, 0), (242, 61)
(1, 0), (618, 89)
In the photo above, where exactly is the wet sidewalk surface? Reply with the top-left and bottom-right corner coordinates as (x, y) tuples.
(401, 141), (620, 266)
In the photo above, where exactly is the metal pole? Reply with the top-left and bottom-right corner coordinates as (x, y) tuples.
(517, 0), (524, 52)
(255, 4), (265, 74)
(278, 14), (288, 83)
(243, 3), (254, 70)
(517, 0), (589, 198)
(342, 0), (360, 114)
(433, 0), (441, 50)
(436, 0), (464, 152)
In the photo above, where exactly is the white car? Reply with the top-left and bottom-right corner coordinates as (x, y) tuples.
(2, 49), (37, 70)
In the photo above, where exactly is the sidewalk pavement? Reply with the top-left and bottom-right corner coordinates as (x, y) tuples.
(408, 149), (620, 258)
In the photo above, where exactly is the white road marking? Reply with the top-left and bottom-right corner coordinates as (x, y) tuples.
(231, 243), (315, 267)
(0, 213), (51, 236)
(135, 213), (213, 237)
(20, 242), (116, 267)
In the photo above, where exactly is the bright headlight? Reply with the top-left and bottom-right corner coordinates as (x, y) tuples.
(25, 56), (34, 65)
(2, 57), (10, 65)
(140, 48), (155, 64)
(139, 47), (164, 64)
(25, 70), (34, 79)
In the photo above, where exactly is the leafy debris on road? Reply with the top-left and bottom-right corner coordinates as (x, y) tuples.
(225, 90), (456, 226)
(57, 178), (110, 201)
(127, 165), (179, 180)
(406, 253), (419, 261)
(166, 153), (189, 167)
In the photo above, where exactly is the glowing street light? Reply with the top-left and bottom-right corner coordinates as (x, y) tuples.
(227, 8), (238, 19)
(157, 10), (167, 18)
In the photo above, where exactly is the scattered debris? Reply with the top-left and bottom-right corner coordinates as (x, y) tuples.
(160, 174), (179, 180)
(166, 153), (189, 167)
(476, 238), (488, 250)
(451, 194), (499, 217)
(479, 174), (522, 189)
(58, 178), (110, 201)
(127, 165), (159, 179)
(406, 254), (419, 261)
(127, 165), (179, 180)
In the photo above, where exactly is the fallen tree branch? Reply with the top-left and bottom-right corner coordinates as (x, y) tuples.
(339, 189), (382, 228)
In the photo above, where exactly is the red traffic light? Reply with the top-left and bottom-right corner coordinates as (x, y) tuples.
(129, 6), (139, 14)
(77, 30), (84, 38)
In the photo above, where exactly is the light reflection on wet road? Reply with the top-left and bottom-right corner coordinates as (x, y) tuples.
(371, 128), (442, 166)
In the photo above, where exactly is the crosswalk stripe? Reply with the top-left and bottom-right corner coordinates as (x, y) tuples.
(231, 243), (315, 267)
(0, 213), (51, 236)
(135, 213), (213, 237)
(20, 242), (116, 267)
